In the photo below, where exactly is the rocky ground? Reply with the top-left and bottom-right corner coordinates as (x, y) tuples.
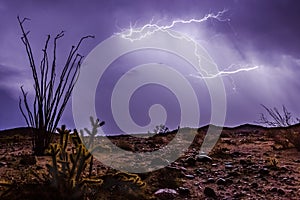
(0, 124), (299, 199)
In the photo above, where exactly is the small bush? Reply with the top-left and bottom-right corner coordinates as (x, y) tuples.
(267, 157), (279, 169)
(258, 104), (300, 151)
(285, 130), (300, 151)
(153, 124), (169, 135)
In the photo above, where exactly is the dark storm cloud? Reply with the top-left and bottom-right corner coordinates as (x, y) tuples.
(229, 0), (300, 59)
(0, 0), (300, 130)
(0, 88), (22, 129)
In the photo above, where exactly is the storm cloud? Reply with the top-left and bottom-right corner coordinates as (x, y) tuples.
(0, 0), (300, 131)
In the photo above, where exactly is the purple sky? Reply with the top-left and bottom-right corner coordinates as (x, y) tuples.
(1, 0), (300, 133)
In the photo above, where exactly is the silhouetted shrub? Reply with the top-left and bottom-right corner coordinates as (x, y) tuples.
(258, 104), (300, 151)
(17, 16), (94, 155)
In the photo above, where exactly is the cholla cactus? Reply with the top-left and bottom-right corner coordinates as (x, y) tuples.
(46, 124), (103, 192)
(100, 171), (146, 193)
(79, 116), (105, 178)
(80, 116), (105, 150)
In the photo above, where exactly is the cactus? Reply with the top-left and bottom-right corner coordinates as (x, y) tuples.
(79, 116), (105, 150)
(100, 171), (146, 193)
(44, 119), (146, 198)
(113, 172), (146, 188)
(0, 180), (13, 199)
(79, 116), (105, 178)
(46, 124), (103, 193)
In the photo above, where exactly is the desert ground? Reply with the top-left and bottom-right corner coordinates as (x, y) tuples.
(0, 124), (299, 199)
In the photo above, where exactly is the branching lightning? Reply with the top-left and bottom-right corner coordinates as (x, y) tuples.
(190, 65), (259, 79)
(115, 10), (259, 90)
(117, 10), (229, 42)
(190, 64), (259, 92)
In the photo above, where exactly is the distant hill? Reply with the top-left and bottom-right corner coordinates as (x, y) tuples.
(0, 127), (34, 138)
(1, 123), (299, 138)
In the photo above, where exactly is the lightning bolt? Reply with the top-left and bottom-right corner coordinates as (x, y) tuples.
(116, 10), (229, 42)
(116, 10), (259, 90)
(190, 65), (259, 79)
(190, 64), (259, 92)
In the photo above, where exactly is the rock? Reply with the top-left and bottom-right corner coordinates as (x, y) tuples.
(225, 165), (233, 169)
(204, 187), (217, 198)
(179, 166), (187, 171)
(278, 188), (285, 195)
(207, 178), (215, 183)
(0, 161), (7, 167)
(197, 154), (212, 162)
(185, 174), (195, 179)
(270, 187), (285, 195)
(282, 177), (288, 182)
(154, 188), (178, 200)
(282, 177), (294, 186)
(270, 187), (278, 192)
(195, 170), (204, 175)
(195, 168), (206, 173)
(184, 156), (196, 166)
(166, 166), (179, 171)
(259, 168), (269, 176)
(177, 187), (190, 195)
(216, 178), (226, 185)
(225, 163), (234, 170)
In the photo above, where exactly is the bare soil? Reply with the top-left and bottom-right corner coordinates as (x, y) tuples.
(0, 125), (299, 199)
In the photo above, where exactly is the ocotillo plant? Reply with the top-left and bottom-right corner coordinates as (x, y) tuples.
(17, 16), (94, 155)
